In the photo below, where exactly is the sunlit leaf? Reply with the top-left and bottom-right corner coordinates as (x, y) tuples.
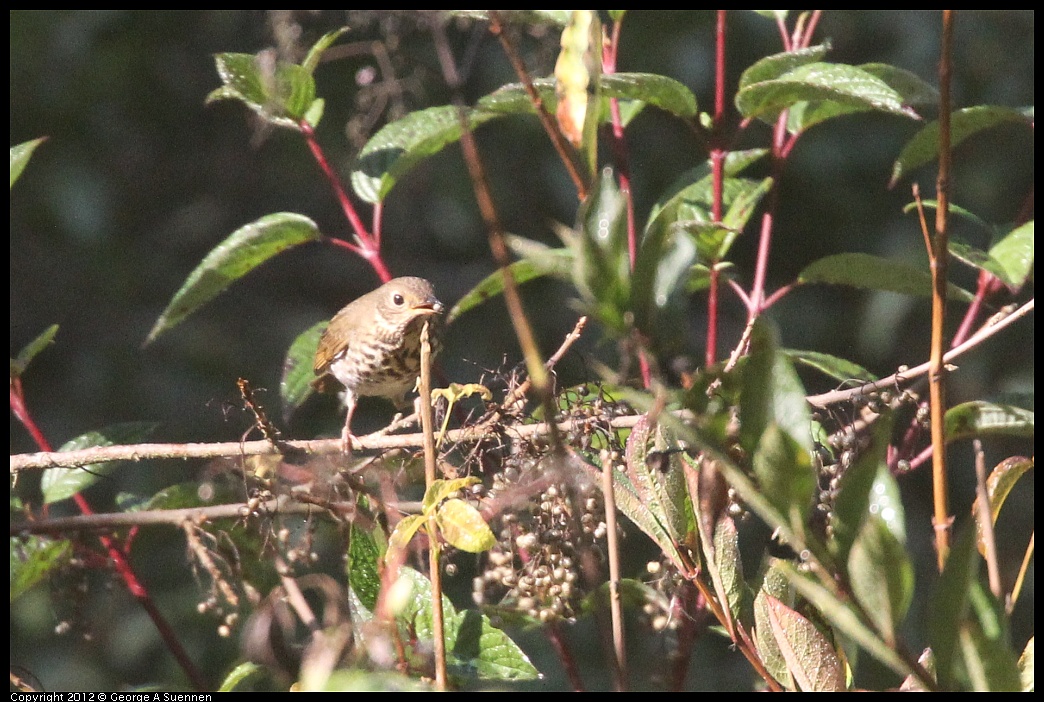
(623, 415), (689, 544)
(780, 561), (913, 679)
(986, 221), (1034, 291)
(972, 456), (1033, 558)
(945, 401), (1034, 443)
(301, 27), (350, 74)
(949, 221), (1034, 291)
(280, 321), (325, 419)
(423, 477), (482, 512)
(738, 45), (832, 91)
(765, 594), (847, 691)
(352, 105), (501, 203)
(145, 213), (320, 344)
(737, 62), (920, 124)
(217, 662), (266, 692)
(387, 514), (425, 557)
(435, 499), (496, 553)
(754, 560), (797, 690)
(10, 136), (47, 188)
(207, 52), (317, 128)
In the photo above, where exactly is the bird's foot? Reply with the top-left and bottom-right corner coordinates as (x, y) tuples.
(340, 427), (358, 455)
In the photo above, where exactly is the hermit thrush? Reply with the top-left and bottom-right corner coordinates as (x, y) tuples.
(313, 276), (443, 452)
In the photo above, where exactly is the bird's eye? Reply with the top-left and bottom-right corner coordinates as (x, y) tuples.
(392, 293), (405, 306)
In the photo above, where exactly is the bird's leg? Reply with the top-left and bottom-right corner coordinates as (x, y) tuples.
(341, 394), (358, 455)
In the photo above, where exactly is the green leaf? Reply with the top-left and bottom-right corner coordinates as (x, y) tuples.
(780, 561), (914, 680)
(301, 27), (350, 74)
(10, 535), (71, 602)
(351, 71), (699, 204)
(584, 451), (687, 569)
(145, 213), (320, 344)
(960, 581), (1021, 691)
(10, 137), (47, 188)
(739, 321), (813, 456)
(737, 62), (920, 124)
(387, 514), (425, 556)
(601, 72), (698, 119)
(435, 499), (496, 553)
(945, 401), (1034, 443)
(351, 105), (501, 203)
(784, 63), (938, 134)
(986, 221), (1034, 291)
(890, 105), (1033, 186)
(207, 53), (317, 127)
(847, 516), (914, 646)
(398, 567), (541, 682)
(574, 168), (631, 334)
(622, 415), (689, 545)
(347, 523), (384, 612)
(754, 560), (797, 689)
(752, 423), (816, 536)
(685, 261), (735, 293)
(280, 321), (326, 419)
(903, 199), (994, 233)
(446, 243), (574, 324)
(423, 477), (482, 512)
(11, 324), (59, 377)
(41, 423), (159, 504)
(738, 45), (833, 91)
(784, 348), (877, 383)
(973, 456), (1033, 559)
(859, 63), (940, 107)
(645, 150), (769, 242)
(320, 669), (434, 692)
(765, 594), (847, 691)
(929, 525), (979, 690)
(217, 662), (265, 692)
(798, 252), (975, 302)
(830, 412), (898, 563)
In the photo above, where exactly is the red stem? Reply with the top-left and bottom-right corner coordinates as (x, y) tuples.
(298, 121), (392, 283)
(10, 381), (207, 690)
(706, 11), (728, 366)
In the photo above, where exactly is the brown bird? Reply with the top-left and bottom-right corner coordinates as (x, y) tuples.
(313, 276), (443, 452)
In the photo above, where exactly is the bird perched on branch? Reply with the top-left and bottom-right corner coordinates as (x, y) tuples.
(313, 276), (443, 453)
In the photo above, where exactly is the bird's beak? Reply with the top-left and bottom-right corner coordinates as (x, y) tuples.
(411, 300), (444, 316)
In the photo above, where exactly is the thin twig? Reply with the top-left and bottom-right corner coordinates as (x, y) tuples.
(806, 299), (1033, 408)
(600, 449), (627, 690)
(11, 412), (658, 473)
(972, 440), (1002, 599)
(419, 320), (448, 690)
(487, 11), (589, 199)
